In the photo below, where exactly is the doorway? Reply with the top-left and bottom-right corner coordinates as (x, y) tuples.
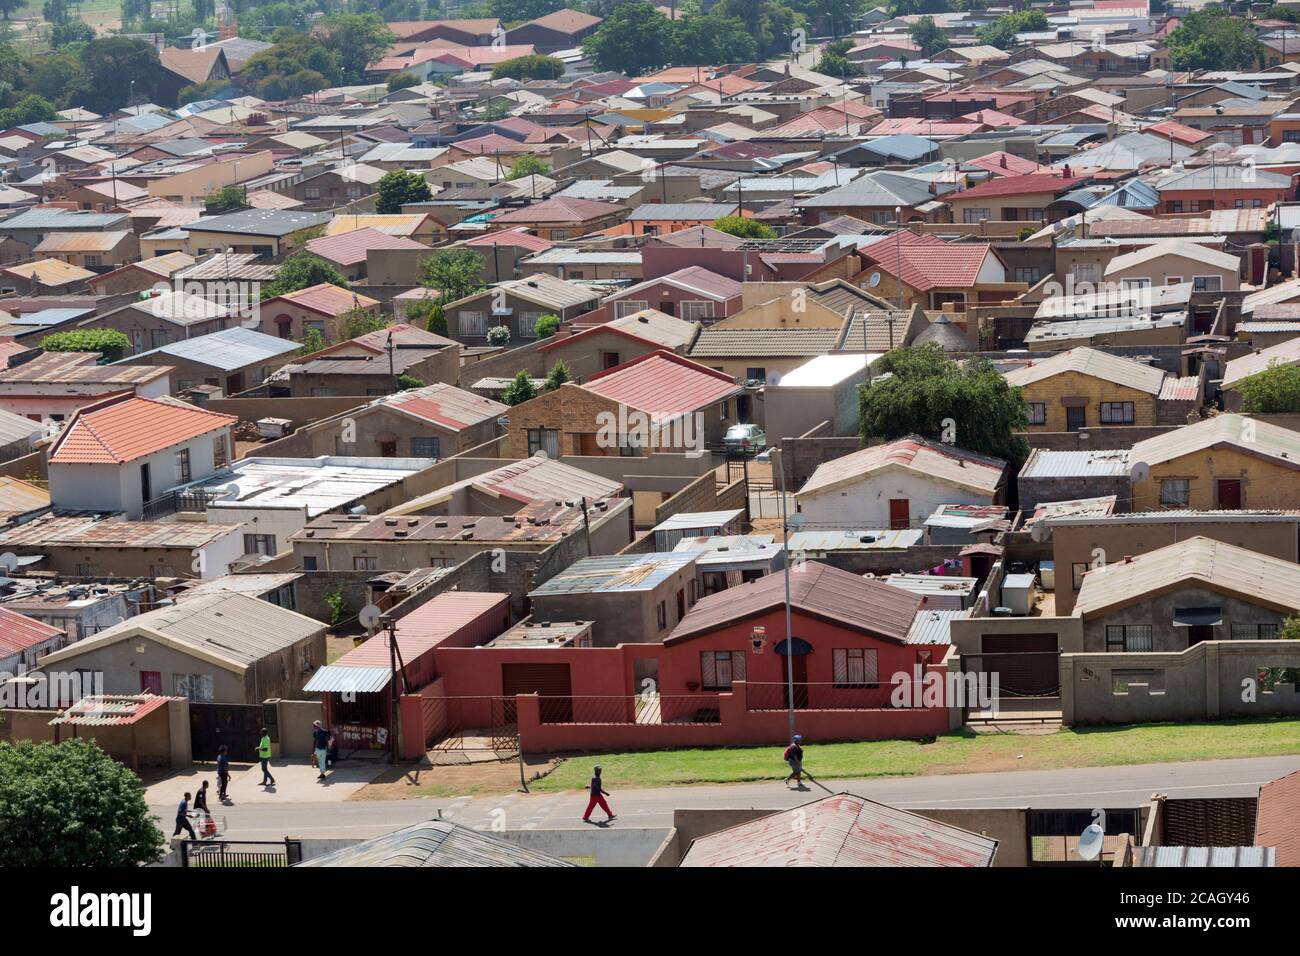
(889, 498), (910, 530)
(1066, 406), (1086, 432)
(1216, 479), (1242, 509)
(140, 671), (162, 694)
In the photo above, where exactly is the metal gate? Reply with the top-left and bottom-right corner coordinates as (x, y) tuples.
(190, 702), (264, 761)
(962, 639), (1061, 723)
(181, 839), (302, 867)
(502, 663), (573, 723)
(1162, 798), (1257, 848)
(423, 695), (517, 758)
(1027, 808), (1141, 866)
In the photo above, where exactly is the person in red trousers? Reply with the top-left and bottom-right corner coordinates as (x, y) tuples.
(582, 765), (616, 823)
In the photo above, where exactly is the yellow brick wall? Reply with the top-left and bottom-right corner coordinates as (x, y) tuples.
(1133, 446), (1300, 512)
(1019, 370), (1158, 432)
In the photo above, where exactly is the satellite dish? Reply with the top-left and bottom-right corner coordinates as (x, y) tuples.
(1077, 823), (1105, 861)
(0, 552), (17, 573)
(532, 448), (549, 459)
(358, 604), (382, 632)
(1129, 460), (1150, 482)
(867, 272), (882, 288)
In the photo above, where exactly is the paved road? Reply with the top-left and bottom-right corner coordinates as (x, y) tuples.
(151, 754), (1300, 840)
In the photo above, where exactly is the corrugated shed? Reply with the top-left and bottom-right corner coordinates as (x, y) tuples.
(1018, 448), (1130, 478)
(388, 382), (507, 431)
(303, 664), (392, 694)
(1158, 375), (1200, 402)
(530, 552), (697, 596)
(130, 326), (299, 372)
(667, 560), (921, 644)
(333, 592), (509, 669)
(49, 694), (172, 727)
(681, 793), (998, 867)
(297, 819), (574, 867)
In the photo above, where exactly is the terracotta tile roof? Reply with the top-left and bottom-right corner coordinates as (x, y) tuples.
(272, 282), (380, 316)
(48, 394), (235, 465)
(947, 171), (1086, 201)
(667, 560), (921, 644)
(159, 46), (226, 85)
(582, 350), (741, 423)
(1256, 769), (1300, 867)
(525, 8), (601, 33)
(859, 232), (994, 291)
(0, 606), (62, 657)
(305, 226), (427, 267)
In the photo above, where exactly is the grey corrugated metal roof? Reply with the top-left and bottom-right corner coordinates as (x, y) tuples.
(1019, 449), (1131, 478)
(1135, 845), (1275, 867)
(297, 819), (576, 867)
(787, 529), (923, 551)
(906, 608), (961, 645)
(529, 552), (697, 595)
(0, 209), (127, 231)
(303, 664), (392, 694)
(124, 326), (299, 371)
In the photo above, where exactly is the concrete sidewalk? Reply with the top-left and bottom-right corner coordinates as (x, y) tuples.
(146, 756), (387, 809)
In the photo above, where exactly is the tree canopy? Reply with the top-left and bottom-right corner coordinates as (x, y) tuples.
(1166, 8), (1263, 71)
(502, 368), (537, 405)
(909, 16), (948, 58)
(376, 169), (432, 213)
(859, 343), (1029, 467)
(1236, 362), (1300, 414)
(492, 53), (566, 81)
(42, 329), (130, 362)
(420, 248), (486, 304)
(0, 739), (165, 867)
(712, 215), (776, 239)
(975, 10), (1047, 50)
(260, 252), (350, 301)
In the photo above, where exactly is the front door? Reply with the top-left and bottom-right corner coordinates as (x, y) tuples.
(1216, 479), (1242, 509)
(1066, 406), (1086, 432)
(788, 656), (809, 709)
(140, 462), (152, 503)
(1188, 625), (1215, 646)
(601, 351), (620, 369)
(140, 671), (162, 695)
(889, 498), (910, 530)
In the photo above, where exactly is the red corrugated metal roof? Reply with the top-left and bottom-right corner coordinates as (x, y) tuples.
(464, 226), (553, 252)
(667, 560), (921, 644)
(967, 151), (1041, 176)
(305, 227), (427, 267)
(0, 606), (62, 657)
(681, 792), (999, 867)
(50, 693), (173, 727)
(48, 394), (235, 465)
(272, 283), (380, 316)
(387, 382), (507, 430)
(334, 592), (509, 667)
(1147, 119), (1211, 146)
(582, 350), (741, 422)
(948, 171), (1086, 201)
(494, 196), (624, 224)
(860, 232), (993, 291)
(345, 322), (455, 353)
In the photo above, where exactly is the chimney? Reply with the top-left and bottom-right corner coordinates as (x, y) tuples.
(1124, 555), (1133, 564)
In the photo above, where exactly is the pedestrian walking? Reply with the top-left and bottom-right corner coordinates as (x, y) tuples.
(581, 765), (615, 823)
(783, 735), (804, 788)
(257, 728), (276, 786)
(193, 780), (210, 814)
(312, 720), (330, 781)
(173, 792), (197, 840)
(215, 745), (230, 800)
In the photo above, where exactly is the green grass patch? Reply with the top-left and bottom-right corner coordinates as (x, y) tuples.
(528, 717), (1300, 792)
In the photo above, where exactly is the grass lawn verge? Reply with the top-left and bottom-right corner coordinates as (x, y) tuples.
(528, 717), (1300, 792)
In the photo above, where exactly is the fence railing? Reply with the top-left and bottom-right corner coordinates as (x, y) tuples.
(180, 838), (302, 867)
(537, 694), (722, 726)
(141, 488), (221, 521)
(744, 681), (925, 711)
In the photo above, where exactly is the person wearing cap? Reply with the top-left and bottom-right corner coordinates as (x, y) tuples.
(783, 735), (804, 787)
(312, 720), (331, 780)
(581, 765), (615, 823)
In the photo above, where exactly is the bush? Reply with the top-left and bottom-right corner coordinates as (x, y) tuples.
(712, 214), (776, 239)
(325, 589), (346, 627)
(486, 325), (511, 346)
(386, 70), (420, 91)
(491, 53), (565, 81)
(545, 359), (571, 390)
(1237, 362), (1300, 414)
(41, 329), (130, 362)
(501, 368), (537, 406)
(534, 313), (560, 339)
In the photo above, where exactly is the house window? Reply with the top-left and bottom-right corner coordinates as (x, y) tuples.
(1071, 562), (1089, 591)
(460, 310), (489, 336)
(1013, 267), (1040, 284)
(700, 650), (746, 689)
(1192, 275), (1223, 292)
(302, 556), (318, 571)
(1105, 625), (1153, 652)
(1170, 201), (1185, 213)
(1099, 402), (1134, 424)
(1160, 478), (1190, 507)
(527, 428), (559, 457)
(244, 533), (277, 556)
(656, 601), (667, 630)
(517, 311), (541, 338)
(1027, 402), (1046, 425)
(411, 437), (442, 457)
(1121, 278), (1150, 291)
(174, 673), (214, 701)
(176, 448), (191, 484)
(614, 299), (649, 318)
(213, 434), (229, 468)
(305, 186), (320, 199)
(962, 207), (989, 224)
(353, 556), (379, 571)
(745, 367), (767, 383)
(832, 647), (878, 687)
(680, 300), (715, 321)
(1230, 622), (1280, 640)
(718, 399), (730, 420)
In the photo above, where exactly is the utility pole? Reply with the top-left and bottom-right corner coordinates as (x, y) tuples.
(386, 329), (397, 392)
(773, 446), (796, 740)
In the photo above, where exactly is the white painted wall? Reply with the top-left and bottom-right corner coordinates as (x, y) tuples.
(796, 466), (995, 529)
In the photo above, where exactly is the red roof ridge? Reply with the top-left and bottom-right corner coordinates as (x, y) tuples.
(584, 348), (735, 386)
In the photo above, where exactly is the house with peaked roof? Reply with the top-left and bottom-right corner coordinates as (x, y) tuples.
(443, 273), (602, 347)
(536, 309), (697, 380)
(1004, 346), (1201, 432)
(284, 322), (462, 397)
(0, 607), (64, 674)
(47, 393), (236, 519)
(1102, 239), (1241, 293)
(505, 350), (744, 458)
(258, 283), (382, 344)
(943, 171), (1090, 225)
(157, 47), (232, 106)
(116, 325), (299, 397)
(855, 232), (1018, 311)
(796, 436), (1007, 529)
(596, 266), (744, 325)
(488, 195), (628, 240)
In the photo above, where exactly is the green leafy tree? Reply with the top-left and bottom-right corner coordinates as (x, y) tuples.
(711, 0), (799, 58)
(43, 0), (72, 24)
(319, 13), (396, 85)
(859, 343), (1029, 467)
(492, 0), (563, 19)
(672, 14), (757, 65)
(0, 0), (23, 19)
(1236, 362), (1300, 414)
(486, 325), (511, 347)
(545, 359), (571, 390)
(178, 78), (230, 105)
(909, 15), (947, 57)
(376, 169), (432, 213)
(387, 70), (420, 91)
(395, 372), (425, 390)
(534, 313), (560, 339)
(1281, 615), (1300, 640)
(507, 155), (551, 181)
(712, 214), (776, 239)
(298, 325), (326, 355)
(583, 1), (678, 75)
(242, 30), (342, 93)
(404, 297), (447, 335)
(502, 368), (537, 405)
(338, 308), (387, 340)
(1166, 8), (1263, 71)
(492, 53), (566, 81)
(51, 18), (94, 47)
(0, 95), (57, 129)
(205, 185), (247, 213)
(260, 252), (350, 300)
(975, 10), (1047, 50)
(420, 248), (485, 303)
(814, 37), (862, 78)
(79, 37), (161, 114)
(0, 739), (165, 867)
(478, 100), (512, 120)
(41, 329), (130, 362)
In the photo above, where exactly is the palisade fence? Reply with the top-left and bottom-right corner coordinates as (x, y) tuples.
(744, 681), (928, 711)
(537, 694), (723, 725)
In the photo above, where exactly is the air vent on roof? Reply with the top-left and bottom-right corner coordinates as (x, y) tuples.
(434, 519), (448, 528)
(460, 530), (474, 540)
(384, 518), (397, 526)
(394, 530), (408, 538)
